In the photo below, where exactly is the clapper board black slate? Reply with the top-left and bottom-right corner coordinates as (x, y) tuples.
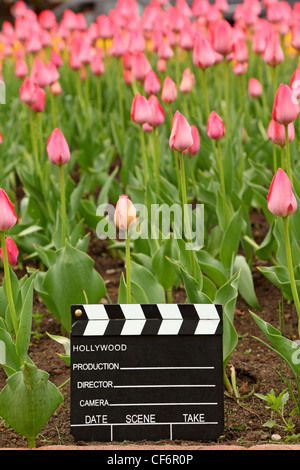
(70, 303), (224, 442)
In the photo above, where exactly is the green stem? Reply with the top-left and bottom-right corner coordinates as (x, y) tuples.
(75, 70), (85, 116)
(201, 68), (210, 121)
(224, 58), (230, 135)
(285, 124), (292, 184)
(189, 157), (198, 199)
(0, 231), (18, 335)
(179, 151), (196, 276)
(117, 57), (125, 137)
(153, 127), (160, 196)
(49, 90), (57, 128)
(59, 164), (66, 247)
(217, 140), (228, 228)
(282, 216), (300, 335)
(140, 125), (148, 186)
(280, 145), (284, 170)
(272, 65), (277, 97)
(125, 231), (131, 304)
(27, 438), (36, 449)
(96, 75), (102, 123)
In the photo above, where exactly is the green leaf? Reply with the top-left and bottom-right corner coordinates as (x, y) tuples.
(0, 362), (63, 447)
(250, 312), (300, 378)
(130, 260), (165, 303)
(233, 255), (260, 309)
(152, 238), (180, 291)
(35, 242), (106, 332)
(220, 207), (242, 272)
(15, 277), (35, 362)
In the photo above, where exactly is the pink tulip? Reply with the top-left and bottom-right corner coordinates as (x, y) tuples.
(0, 189), (17, 232)
(46, 128), (71, 166)
(31, 57), (51, 88)
(50, 81), (62, 96)
(114, 194), (137, 231)
(248, 78), (262, 98)
(0, 237), (18, 266)
(212, 19), (233, 56)
(263, 29), (284, 66)
(90, 54), (105, 76)
(169, 110), (193, 152)
(144, 69), (161, 95)
(38, 9), (57, 30)
(147, 95), (165, 127)
(267, 168), (297, 217)
(184, 125), (200, 155)
(207, 111), (225, 140)
(233, 39), (249, 64)
(179, 68), (195, 94)
(46, 61), (60, 85)
(131, 51), (151, 82)
(15, 57), (28, 79)
(158, 40), (174, 60)
(110, 31), (127, 58)
(19, 76), (37, 105)
(252, 29), (267, 55)
(267, 119), (295, 147)
(272, 84), (300, 125)
(291, 23), (300, 51)
(193, 33), (215, 69)
(51, 49), (63, 68)
(290, 67), (300, 101)
(161, 76), (177, 103)
(131, 93), (150, 125)
(31, 86), (46, 113)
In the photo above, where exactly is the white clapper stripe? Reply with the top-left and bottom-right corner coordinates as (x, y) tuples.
(120, 304), (146, 319)
(194, 304), (219, 320)
(158, 319), (183, 335)
(194, 319), (219, 335)
(84, 319), (109, 336)
(84, 304), (108, 320)
(157, 304), (183, 319)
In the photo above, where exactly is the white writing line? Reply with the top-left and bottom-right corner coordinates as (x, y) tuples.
(109, 402), (218, 406)
(71, 421), (219, 427)
(113, 385), (215, 389)
(120, 367), (214, 370)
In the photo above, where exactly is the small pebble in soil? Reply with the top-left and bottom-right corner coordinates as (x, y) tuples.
(271, 434), (281, 441)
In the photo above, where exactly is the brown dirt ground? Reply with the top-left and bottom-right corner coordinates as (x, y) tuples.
(0, 210), (300, 449)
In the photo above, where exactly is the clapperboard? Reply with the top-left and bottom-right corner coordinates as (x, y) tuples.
(70, 303), (224, 442)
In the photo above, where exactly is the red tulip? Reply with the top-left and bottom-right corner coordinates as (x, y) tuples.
(248, 78), (262, 98)
(147, 95), (165, 127)
(15, 57), (28, 79)
(0, 189), (17, 232)
(212, 19), (233, 56)
(46, 128), (71, 166)
(267, 168), (297, 217)
(31, 57), (51, 88)
(19, 76), (36, 105)
(184, 125), (200, 155)
(207, 111), (225, 140)
(131, 93), (150, 125)
(144, 69), (161, 95)
(272, 84), (300, 125)
(267, 119), (295, 146)
(169, 110), (193, 152)
(0, 237), (18, 266)
(161, 76), (177, 103)
(114, 194), (137, 231)
(193, 33), (215, 69)
(31, 86), (46, 113)
(263, 29), (284, 66)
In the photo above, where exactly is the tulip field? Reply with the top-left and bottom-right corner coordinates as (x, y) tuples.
(1, 0), (300, 448)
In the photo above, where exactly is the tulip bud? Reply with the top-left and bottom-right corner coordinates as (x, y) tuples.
(19, 76), (36, 105)
(131, 93), (150, 125)
(31, 86), (46, 113)
(147, 95), (165, 127)
(263, 29), (284, 66)
(46, 128), (71, 166)
(207, 111), (225, 140)
(0, 236), (18, 266)
(192, 33), (215, 69)
(169, 110), (193, 152)
(272, 83), (300, 125)
(161, 76), (177, 103)
(179, 68), (195, 94)
(144, 69), (161, 95)
(0, 188), (17, 232)
(267, 168), (297, 217)
(184, 125), (200, 156)
(114, 194), (138, 231)
(212, 19), (233, 56)
(248, 78), (262, 98)
(267, 119), (295, 146)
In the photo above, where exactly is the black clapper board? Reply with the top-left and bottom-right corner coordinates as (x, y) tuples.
(70, 303), (224, 442)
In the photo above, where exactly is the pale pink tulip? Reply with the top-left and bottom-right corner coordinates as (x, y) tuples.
(169, 110), (193, 152)
(46, 128), (71, 166)
(0, 189), (17, 232)
(267, 168), (297, 217)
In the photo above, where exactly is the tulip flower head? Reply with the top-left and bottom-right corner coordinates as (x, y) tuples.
(147, 95), (165, 127)
(161, 76), (177, 103)
(207, 111), (225, 140)
(272, 84), (300, 125)
(0, 236), (18, 266)
(0, 188), (17, 232)
(114, 194), (138, 231)
(248, 78), (262, 98)
(267, 119), (295, 147)
(131, 93), (150, 125)
(46, 128), (71, 166)
(184, 125), (200, 156)
(267, 168), (297, 217)
(169, 110), (193, 152)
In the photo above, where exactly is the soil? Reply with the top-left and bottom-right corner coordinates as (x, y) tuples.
(0, 209), (300, 449)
